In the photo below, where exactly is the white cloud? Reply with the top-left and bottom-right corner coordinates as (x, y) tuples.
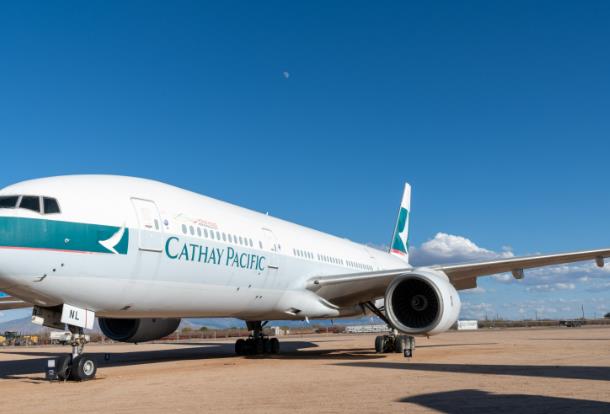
(525, 283), (576, 292)
(460, 301), (496, 319)
(410, 232), (513, 266)
(463, 286), (486, 294)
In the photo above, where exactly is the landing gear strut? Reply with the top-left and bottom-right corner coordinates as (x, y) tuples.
(364, 301), (415, 358)
(235, 321), (280, 356)
(56, 326), (97, 381)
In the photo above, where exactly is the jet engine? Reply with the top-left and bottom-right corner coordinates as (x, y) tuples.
(99, 317), (181, 343)
(384, 269), (461, 335)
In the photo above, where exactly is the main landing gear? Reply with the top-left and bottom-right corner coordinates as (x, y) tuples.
(363, 301), (415, 358)
(374, 332), (415, 357)
(235, 321), (280, 356)
(56, 326), (97, 381)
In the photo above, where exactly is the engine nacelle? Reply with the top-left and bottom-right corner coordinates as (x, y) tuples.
(99, 317), (181, 343)
(384, 269), (461, 335)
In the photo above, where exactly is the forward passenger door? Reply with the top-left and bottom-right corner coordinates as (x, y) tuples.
(131, 198), (164, 252)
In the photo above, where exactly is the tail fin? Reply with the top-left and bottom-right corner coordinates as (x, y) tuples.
(389, 183), (411, 263)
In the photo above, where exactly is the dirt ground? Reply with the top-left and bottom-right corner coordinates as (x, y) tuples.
(0, 326), (609, 413)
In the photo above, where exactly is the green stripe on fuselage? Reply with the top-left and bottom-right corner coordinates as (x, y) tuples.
(0, 217), (129, 255)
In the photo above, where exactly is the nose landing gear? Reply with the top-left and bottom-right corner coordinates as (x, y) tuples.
(235, 321), (281, 356)
(55, 326), (97, 381)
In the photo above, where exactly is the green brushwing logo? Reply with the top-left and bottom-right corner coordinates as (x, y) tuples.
(391, 207), (409, 254)
(98, 225), (129, 254)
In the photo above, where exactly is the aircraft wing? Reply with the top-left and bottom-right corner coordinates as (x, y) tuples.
(306, 248), (610, 307)
(0, 296), (32, 310)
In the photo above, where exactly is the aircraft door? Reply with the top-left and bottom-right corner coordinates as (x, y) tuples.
(261, 228), (279, 271)
(131, 198), (164, 252)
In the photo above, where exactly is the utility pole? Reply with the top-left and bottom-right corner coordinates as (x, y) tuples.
(581, 304), (585, 320)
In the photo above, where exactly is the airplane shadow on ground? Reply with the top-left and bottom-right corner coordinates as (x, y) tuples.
(400, 389), (610, 414)
(0, 340), (383, 379)
(336, 361), (610, 382)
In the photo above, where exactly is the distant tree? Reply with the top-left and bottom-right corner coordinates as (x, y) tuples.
(199, 326), (208, 331)
(181, 327), (192, 333)
(605, 312), (610, 319)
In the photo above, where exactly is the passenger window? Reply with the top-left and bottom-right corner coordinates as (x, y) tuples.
(189, 226), (195, 235)
(154, 219), (160, 230)
(197, 227), (202, 237)
(210, 231), (215, 240)
(239, 236), (243, 245)
(250, 239), (254, 248)
(182, 224), (187, 234)
(228, 234), (233, 243)
(0, 196), (19, 208)
(42, 197), (60, 214)
(259, 241), (263, 249)
(216, 231), (221, 240)
(204, 228), (209, 238)
(222, 233), (227, 242)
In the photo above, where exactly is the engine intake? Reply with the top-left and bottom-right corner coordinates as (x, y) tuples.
(99, 318), (180, 343)
(385, 270), (461, 335)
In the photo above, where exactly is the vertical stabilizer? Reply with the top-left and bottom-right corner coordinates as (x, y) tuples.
(390, 183), (411, 263)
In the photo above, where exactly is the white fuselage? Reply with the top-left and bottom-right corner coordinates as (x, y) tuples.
(0, 175), (408, 321)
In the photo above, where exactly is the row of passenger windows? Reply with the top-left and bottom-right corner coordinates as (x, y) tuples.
(0, 195), (61, 214)
(180, 224), (262, 250)
(292, 247), (373, 271)
(347, 260), (373, 271)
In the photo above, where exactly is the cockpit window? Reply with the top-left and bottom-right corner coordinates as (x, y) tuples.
(19, 196), (40, 213)
(43, 197), (60, 214)
(0, 195), (61, 214)
(0, 196), (19, 208)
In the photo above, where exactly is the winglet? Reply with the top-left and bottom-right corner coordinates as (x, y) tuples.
(389, 183), (411, 263)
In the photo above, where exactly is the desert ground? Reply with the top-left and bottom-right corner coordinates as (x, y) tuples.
(0, 325), (609, 413)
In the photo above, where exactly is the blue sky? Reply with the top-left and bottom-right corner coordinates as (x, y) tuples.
(1, 1), (610, 322)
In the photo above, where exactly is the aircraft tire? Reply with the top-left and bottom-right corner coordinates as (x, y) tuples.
(270, 338), (280, 354)
(235, 339), (246, 355)
(394, 336), (405, 353)
(263, 338), (272, 354)
(56, 355), (71, 381)
(70, 355), (97, 381)
(254, 338), (264, 355)
(374, 335), (385, 353)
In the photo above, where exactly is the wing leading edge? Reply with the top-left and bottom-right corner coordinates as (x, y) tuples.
(306, 248), (610, 307)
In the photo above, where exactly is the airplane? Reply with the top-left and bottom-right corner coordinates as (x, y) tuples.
(0, 175), (608, 381)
